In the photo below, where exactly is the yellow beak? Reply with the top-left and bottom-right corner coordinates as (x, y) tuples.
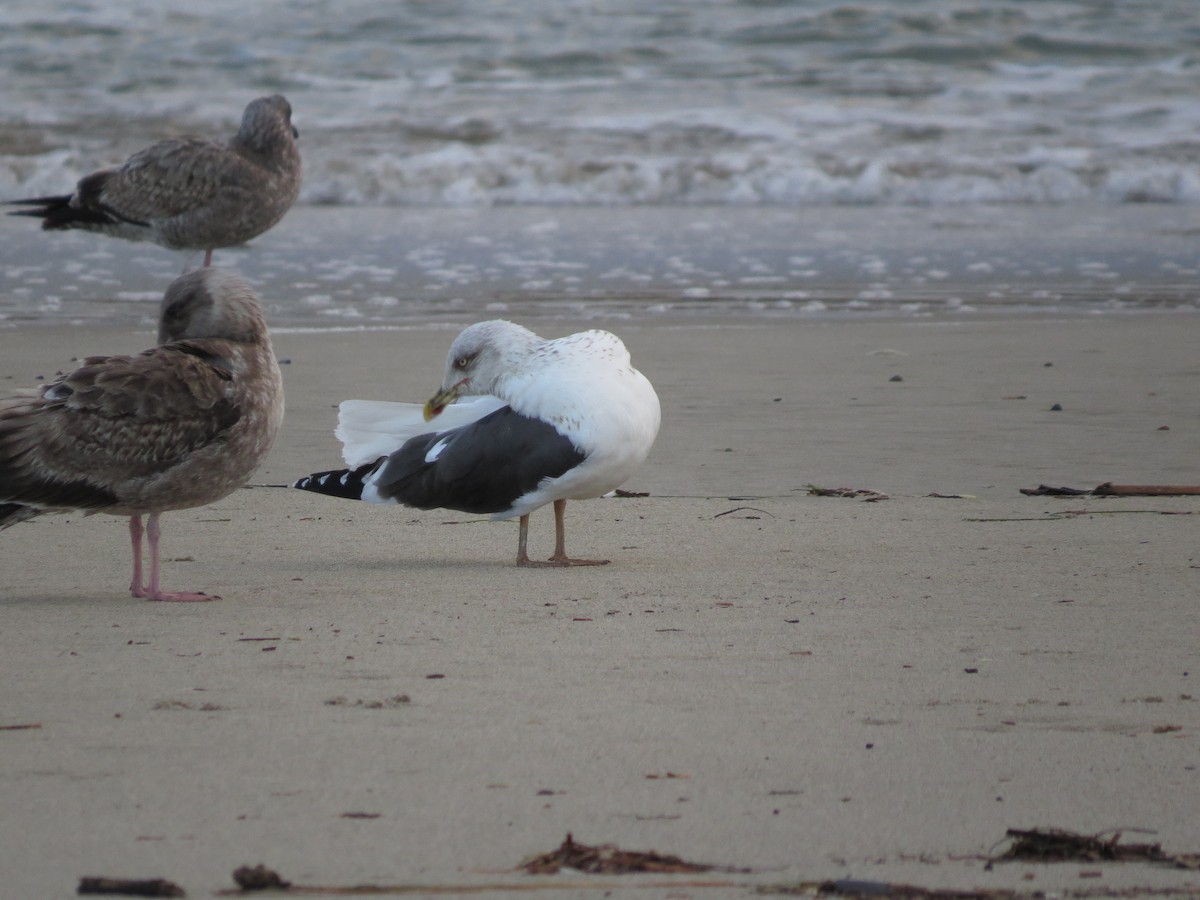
(423, 380), (465, 421)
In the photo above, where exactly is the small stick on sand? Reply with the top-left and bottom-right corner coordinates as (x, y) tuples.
(1092, 483), (1200, 496)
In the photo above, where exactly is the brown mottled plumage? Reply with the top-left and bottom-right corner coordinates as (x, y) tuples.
(7, 95), (301, 267)
(0, 269), (284, 601)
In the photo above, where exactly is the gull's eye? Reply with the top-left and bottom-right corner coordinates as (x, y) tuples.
(454, 353), (475, 370)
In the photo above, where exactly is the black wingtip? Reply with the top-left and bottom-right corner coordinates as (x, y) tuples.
(293, 461), (381, 501)
(5, 194), (121, 230)
(0, 502), (39, 529)
(6, 196), (68, 207)
(6, 195), (70, 215)
(8, 196), (58, 222)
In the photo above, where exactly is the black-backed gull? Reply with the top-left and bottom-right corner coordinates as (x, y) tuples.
(294, 319), (660, 567)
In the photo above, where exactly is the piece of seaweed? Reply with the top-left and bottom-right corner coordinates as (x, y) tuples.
(994, 828), (1172, 864)
(520, 832), (728, 875)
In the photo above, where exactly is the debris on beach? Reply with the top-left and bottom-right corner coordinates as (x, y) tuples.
(77, 876), (185, 897)
(214, 867), (746, 895)
(324, 694), (411, 709)
(1019, 484), (1092, 496)
(714, 505), (776, 518)
(1092, 483), (1200, 497)
(766, 870), (1200, 898)
(806, 485), (889, 501)
(613, 487), (650, 497)
(760, 878), (1020, 898)
(231, 865), (290, 891)
(990, 827), (1200, 868)
(519, 832), (730, 875)
(1021, 482), (1200, 497)
(150, 700), (226, 712)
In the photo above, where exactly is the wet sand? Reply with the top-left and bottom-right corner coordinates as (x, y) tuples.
(3, 205), (1200, 328)
(1, 307), (1198, 897)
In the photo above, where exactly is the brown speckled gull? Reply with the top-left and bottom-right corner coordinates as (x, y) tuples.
(7, 95), (301, 267)
(0, 269), (285, 601)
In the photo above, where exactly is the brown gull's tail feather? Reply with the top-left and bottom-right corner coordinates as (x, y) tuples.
(6, 194), (122, 231)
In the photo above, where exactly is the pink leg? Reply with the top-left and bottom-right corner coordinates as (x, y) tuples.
(515, 500), (609, 568)
(142, 512), (218, 602)
(128, 515), (145, 597)
(203, 248), (214, 267)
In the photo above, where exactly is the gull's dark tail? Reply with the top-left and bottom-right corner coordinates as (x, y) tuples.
(7, 195), (114, 231)
(293, 460), (383, 501)
(0, 502), (39, 530)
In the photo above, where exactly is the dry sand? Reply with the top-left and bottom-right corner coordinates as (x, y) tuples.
(1, 313), (1198, 898)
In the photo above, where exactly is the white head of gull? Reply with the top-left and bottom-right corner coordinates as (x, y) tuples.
(0, 269), (285, 601)
(7, 95), (301, 268)
(295, 319), (660, 567)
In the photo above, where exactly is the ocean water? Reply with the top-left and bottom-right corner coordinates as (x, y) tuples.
(2, 1), (1200, 327)
(3, 0), (1200, 208)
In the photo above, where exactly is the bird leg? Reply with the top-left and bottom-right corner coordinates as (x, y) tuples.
(515, 499), (610, 568)
(515, 514), (534, 566)
(549, 499), (610, 566)
(134, 512), (218, 602)
(202, 248), (214, 267)
(128, 515), (145, 596)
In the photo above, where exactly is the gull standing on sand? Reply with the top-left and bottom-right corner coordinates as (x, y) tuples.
(0, 269), (285, 601)
(295, 320), (660, 567)
(7, 95), (301, 267)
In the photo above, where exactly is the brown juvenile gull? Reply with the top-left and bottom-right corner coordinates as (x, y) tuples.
(295, 320), (660, 567)
(0, 269), (284, 601)
(7, 95), (301, 267)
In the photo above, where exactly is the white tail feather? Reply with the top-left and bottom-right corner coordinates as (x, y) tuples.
(336, 396), (507, 467)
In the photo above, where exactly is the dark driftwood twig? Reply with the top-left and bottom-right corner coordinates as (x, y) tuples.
(1022, 482), (1200, 497)
(1092, 483), (1200, 496)
(77, 877), (185, 897)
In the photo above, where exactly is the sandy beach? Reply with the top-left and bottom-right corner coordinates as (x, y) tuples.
(4, 0), (1200, 891)
(1, 297), (1198, 898)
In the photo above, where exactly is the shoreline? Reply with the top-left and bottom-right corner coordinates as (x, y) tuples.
(2, 204), (1199, 330)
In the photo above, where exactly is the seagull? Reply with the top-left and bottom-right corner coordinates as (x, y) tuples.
(295, 319), (660, 567)
(0, 269), (285, 600)
(7, 95), (301, 267)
